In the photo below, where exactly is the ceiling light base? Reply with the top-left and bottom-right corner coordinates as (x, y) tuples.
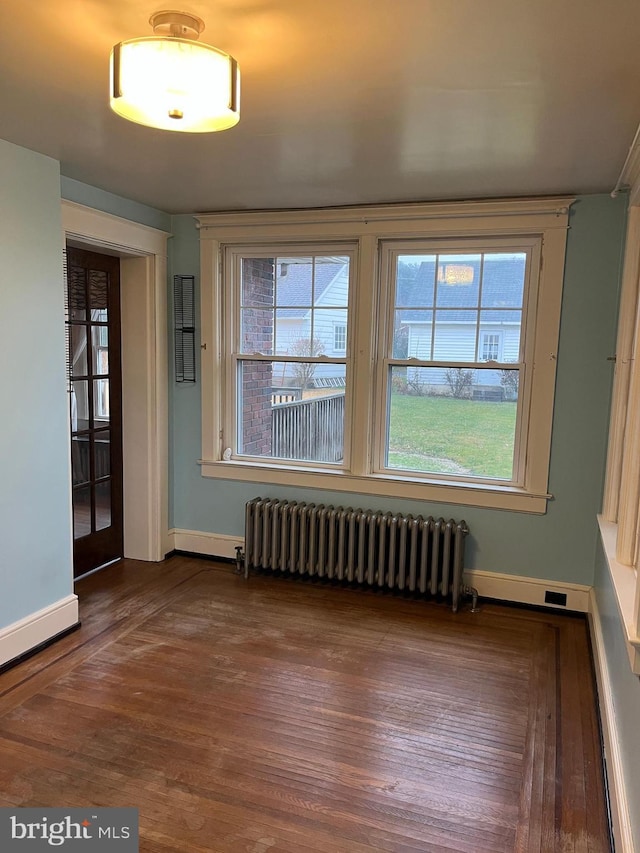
(149, 11), (204, 40)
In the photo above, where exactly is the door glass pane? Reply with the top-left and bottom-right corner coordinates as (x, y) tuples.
(88, 271), (108, 310)
(71, 437), (90, 486)
(70, 325), (88, 377)
(91, 333), (109, 375)
(94, 430), (111, 478)
(68, 266), (87, 322)
(73, 485), (92, 538)
(95, 481), (111, 531)
(93, 378), (110, 424)
(71, 380), (90, 432)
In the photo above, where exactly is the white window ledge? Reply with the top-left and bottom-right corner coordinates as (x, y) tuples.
(199, 458), (550, 513)
(597, 515), (640, 674)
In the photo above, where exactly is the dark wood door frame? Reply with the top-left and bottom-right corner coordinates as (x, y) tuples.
(66, 246), (124, 577)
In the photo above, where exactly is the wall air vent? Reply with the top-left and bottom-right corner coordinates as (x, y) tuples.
(174, 275), (196, 383)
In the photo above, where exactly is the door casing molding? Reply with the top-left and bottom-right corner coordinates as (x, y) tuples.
(62, 200), (171, 562)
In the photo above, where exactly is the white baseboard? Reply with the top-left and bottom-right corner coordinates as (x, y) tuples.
(463, 569), (591, 612)
(588, 589), (635, 853)
(168, 529), (590, 612)
(0, 594), (79, 668)
(169, 529), (244, 561)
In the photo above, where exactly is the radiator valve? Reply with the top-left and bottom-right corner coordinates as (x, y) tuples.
(462, 584), (481, 613)
(235, 545), (248, 579)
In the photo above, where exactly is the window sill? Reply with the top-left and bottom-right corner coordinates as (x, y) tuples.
(199, 458), (550, 513)
(597, 515), (640, 674)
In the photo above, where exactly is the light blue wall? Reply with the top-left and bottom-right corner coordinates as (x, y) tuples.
(168, 194), (626, 585)
(0, 140), (74, 626)
(61, 176), (171, 233)
(593, 539), (640, 851)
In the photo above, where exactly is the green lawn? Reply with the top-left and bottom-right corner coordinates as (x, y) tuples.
(388, 394), (517, 480)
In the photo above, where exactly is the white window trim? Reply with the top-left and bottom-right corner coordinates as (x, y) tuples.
(601, 199), (640, 674)
(197, 197), (573, 514)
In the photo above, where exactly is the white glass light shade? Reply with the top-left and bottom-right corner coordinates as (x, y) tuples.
(110, 37), (239, 132)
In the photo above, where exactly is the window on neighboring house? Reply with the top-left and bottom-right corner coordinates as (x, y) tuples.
(199, 199), (572, 512)
(481, 332), (501, 362)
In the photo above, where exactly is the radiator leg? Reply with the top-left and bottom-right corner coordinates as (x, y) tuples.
(235, 546), (248, 580)
(462, 584), (480, 612)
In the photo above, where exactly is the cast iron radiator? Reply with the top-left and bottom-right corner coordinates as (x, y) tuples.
(240, 497), (471, 612)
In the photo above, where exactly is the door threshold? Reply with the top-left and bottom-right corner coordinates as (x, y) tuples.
(74, 557), (122, 582)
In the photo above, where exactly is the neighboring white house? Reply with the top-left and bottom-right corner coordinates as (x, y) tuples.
(396, 253), (525, 396)
(272, 254), (525, 395)
(273, 258), (349, 387)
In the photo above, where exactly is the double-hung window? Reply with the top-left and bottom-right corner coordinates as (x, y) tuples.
(376, 241), (535, 485)
(198, 198), (572, 512)
(227, 248), (353, 465)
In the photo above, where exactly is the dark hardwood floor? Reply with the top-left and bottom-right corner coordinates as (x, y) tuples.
(0, 556), (610, 852)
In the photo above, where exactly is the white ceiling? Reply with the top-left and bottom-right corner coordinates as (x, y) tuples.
(1, 0), (640, 214)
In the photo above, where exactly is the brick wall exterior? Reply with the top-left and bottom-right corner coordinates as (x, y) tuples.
(240, 258), (274, 456)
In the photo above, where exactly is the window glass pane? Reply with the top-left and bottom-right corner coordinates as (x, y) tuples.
(395, 310), (432, 358)
(395, 256), (435, 307)
(241, 307), (274, 355)
(436, 255), (481, 306)
(274, 258), (311, 307)
(433, 310), (477, 361)
(314, 309), (347, 354)
(479, 310), (521, 361)
(387, 366), (518, 480)
(481, 253), (526, 307)
(313, 257), (350, 307)
(70, 325), (87, 377)
(241, 258), (275, 306)
(238, 360), (345, 463)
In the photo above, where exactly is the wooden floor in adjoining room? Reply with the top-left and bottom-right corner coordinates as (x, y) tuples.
(0, 556), (610, 852)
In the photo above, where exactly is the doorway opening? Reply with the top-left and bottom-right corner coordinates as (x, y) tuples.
(66, 246), (123, 577)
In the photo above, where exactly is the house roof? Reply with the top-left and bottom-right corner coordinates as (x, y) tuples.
(275, 262), (346, 318)
(398, 255), (525, 324)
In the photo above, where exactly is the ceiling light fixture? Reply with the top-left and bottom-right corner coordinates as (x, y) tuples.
(110, 10), (240, 133)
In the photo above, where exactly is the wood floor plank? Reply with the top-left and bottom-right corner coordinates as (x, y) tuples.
(0, 556), (610, 852)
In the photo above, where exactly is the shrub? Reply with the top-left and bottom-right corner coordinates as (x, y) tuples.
(444, 367), (475, 399)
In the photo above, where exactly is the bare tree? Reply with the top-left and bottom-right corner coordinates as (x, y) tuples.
(290, 337), (325, 391)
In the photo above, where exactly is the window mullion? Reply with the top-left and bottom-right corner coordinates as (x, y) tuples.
(349, 235), (378, 476)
